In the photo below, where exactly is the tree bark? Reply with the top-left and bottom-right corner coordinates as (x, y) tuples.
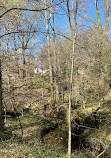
(22, 48), (26, 79)
(21, 34), (26, 79)
(95, 0), (103, 31)
(66, 1), (78, 157)
(68, 94), (71, 157)
(0, 58), (4, 131)
(104, 0), (110, 34)
(14, 33), (19, 75)
(51, 0), (59, 103)
(68, 35), (76, 158)
(45, 0), (54, 107)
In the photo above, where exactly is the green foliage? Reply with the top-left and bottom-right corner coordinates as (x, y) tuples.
(31, 74), (51, 92)
(31, 74), (50, 86)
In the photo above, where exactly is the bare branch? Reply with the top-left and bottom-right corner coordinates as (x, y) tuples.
(0, 30), (73, 42)
(0, 1), (65, 19)
(0, 7), (48, 19)
(91, 138), (107, 158)
(80, 4), (98, 30)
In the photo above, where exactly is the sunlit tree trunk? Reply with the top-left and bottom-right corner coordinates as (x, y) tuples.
(95, 0), (102, 31)
(104, 0), (110, 34)
(66, 0), (78, 157)
(68, 35), (77, 157)
(51, 0), (59, 103)
(45, 0), (54, 107)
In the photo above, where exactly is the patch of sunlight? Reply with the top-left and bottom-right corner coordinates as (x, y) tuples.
(32, 88), (48, 93)
(82, 105), (100, 115)
(107, 134), (111, 141)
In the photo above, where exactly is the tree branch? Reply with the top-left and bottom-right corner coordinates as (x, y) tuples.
(80, 4), (98, 30)
(0, 30), (72, 42)
(0, 1), (65, 19)
(95, 0), (103, 31)
(0, 7), (48, 19)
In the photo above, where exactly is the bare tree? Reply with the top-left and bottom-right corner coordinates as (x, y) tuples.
(66, 0), (79, 157)
(45, 0), (54, 107)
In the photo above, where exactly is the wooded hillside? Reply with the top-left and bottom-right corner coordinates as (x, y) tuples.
(0, 0), (111, 157)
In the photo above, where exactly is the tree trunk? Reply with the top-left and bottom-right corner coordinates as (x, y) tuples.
(104, 0), (110, 34)
(0, 58), (4, 131)
(95, 0), (103, 31)
(45, 0), (54, 107)
(68, 35), (76, 158)
(66, 1), (78, 157)
(51, 0), (59, 104)
(14, 33), (19, 75)
(68, 94), (71, 157)
(62, 88), (64, 103)
(22, 48), (26, 79)
(56, 84), (59, 102)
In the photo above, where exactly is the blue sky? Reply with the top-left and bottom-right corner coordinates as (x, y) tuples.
(0, 0), (111, 57)
(52, 0), (110, 35)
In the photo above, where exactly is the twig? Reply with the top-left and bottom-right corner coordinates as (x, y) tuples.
(91, 138), (107, 158)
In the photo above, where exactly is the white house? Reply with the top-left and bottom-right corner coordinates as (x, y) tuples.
(34, 68), (48, 74)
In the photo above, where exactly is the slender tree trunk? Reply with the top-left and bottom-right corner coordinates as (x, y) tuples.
(0, 58), (4, 131)
(62, 88), (64, 103)
(22, 48), (26, 79)
(51, 0), (59, 103)
(22, 36), (26, 79)
(45, 0), (54, 107)
(104, 0), (109, 34)
(95, 0), (103, 31)
(97, 51), (101, 106)
(20, 34), (26, 79)
(66, 1), (78, 157)
(66, 1), (73, 155)
(68, 35), (76, 158)
(68, 94), (71, 157)
(14, 33), (19, 75)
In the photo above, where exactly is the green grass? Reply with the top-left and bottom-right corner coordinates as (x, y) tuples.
(0, 99), (111, 158)
(0, 111), (67, 158)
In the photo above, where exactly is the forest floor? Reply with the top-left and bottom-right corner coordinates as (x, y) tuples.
(0, 99), (111, 158)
